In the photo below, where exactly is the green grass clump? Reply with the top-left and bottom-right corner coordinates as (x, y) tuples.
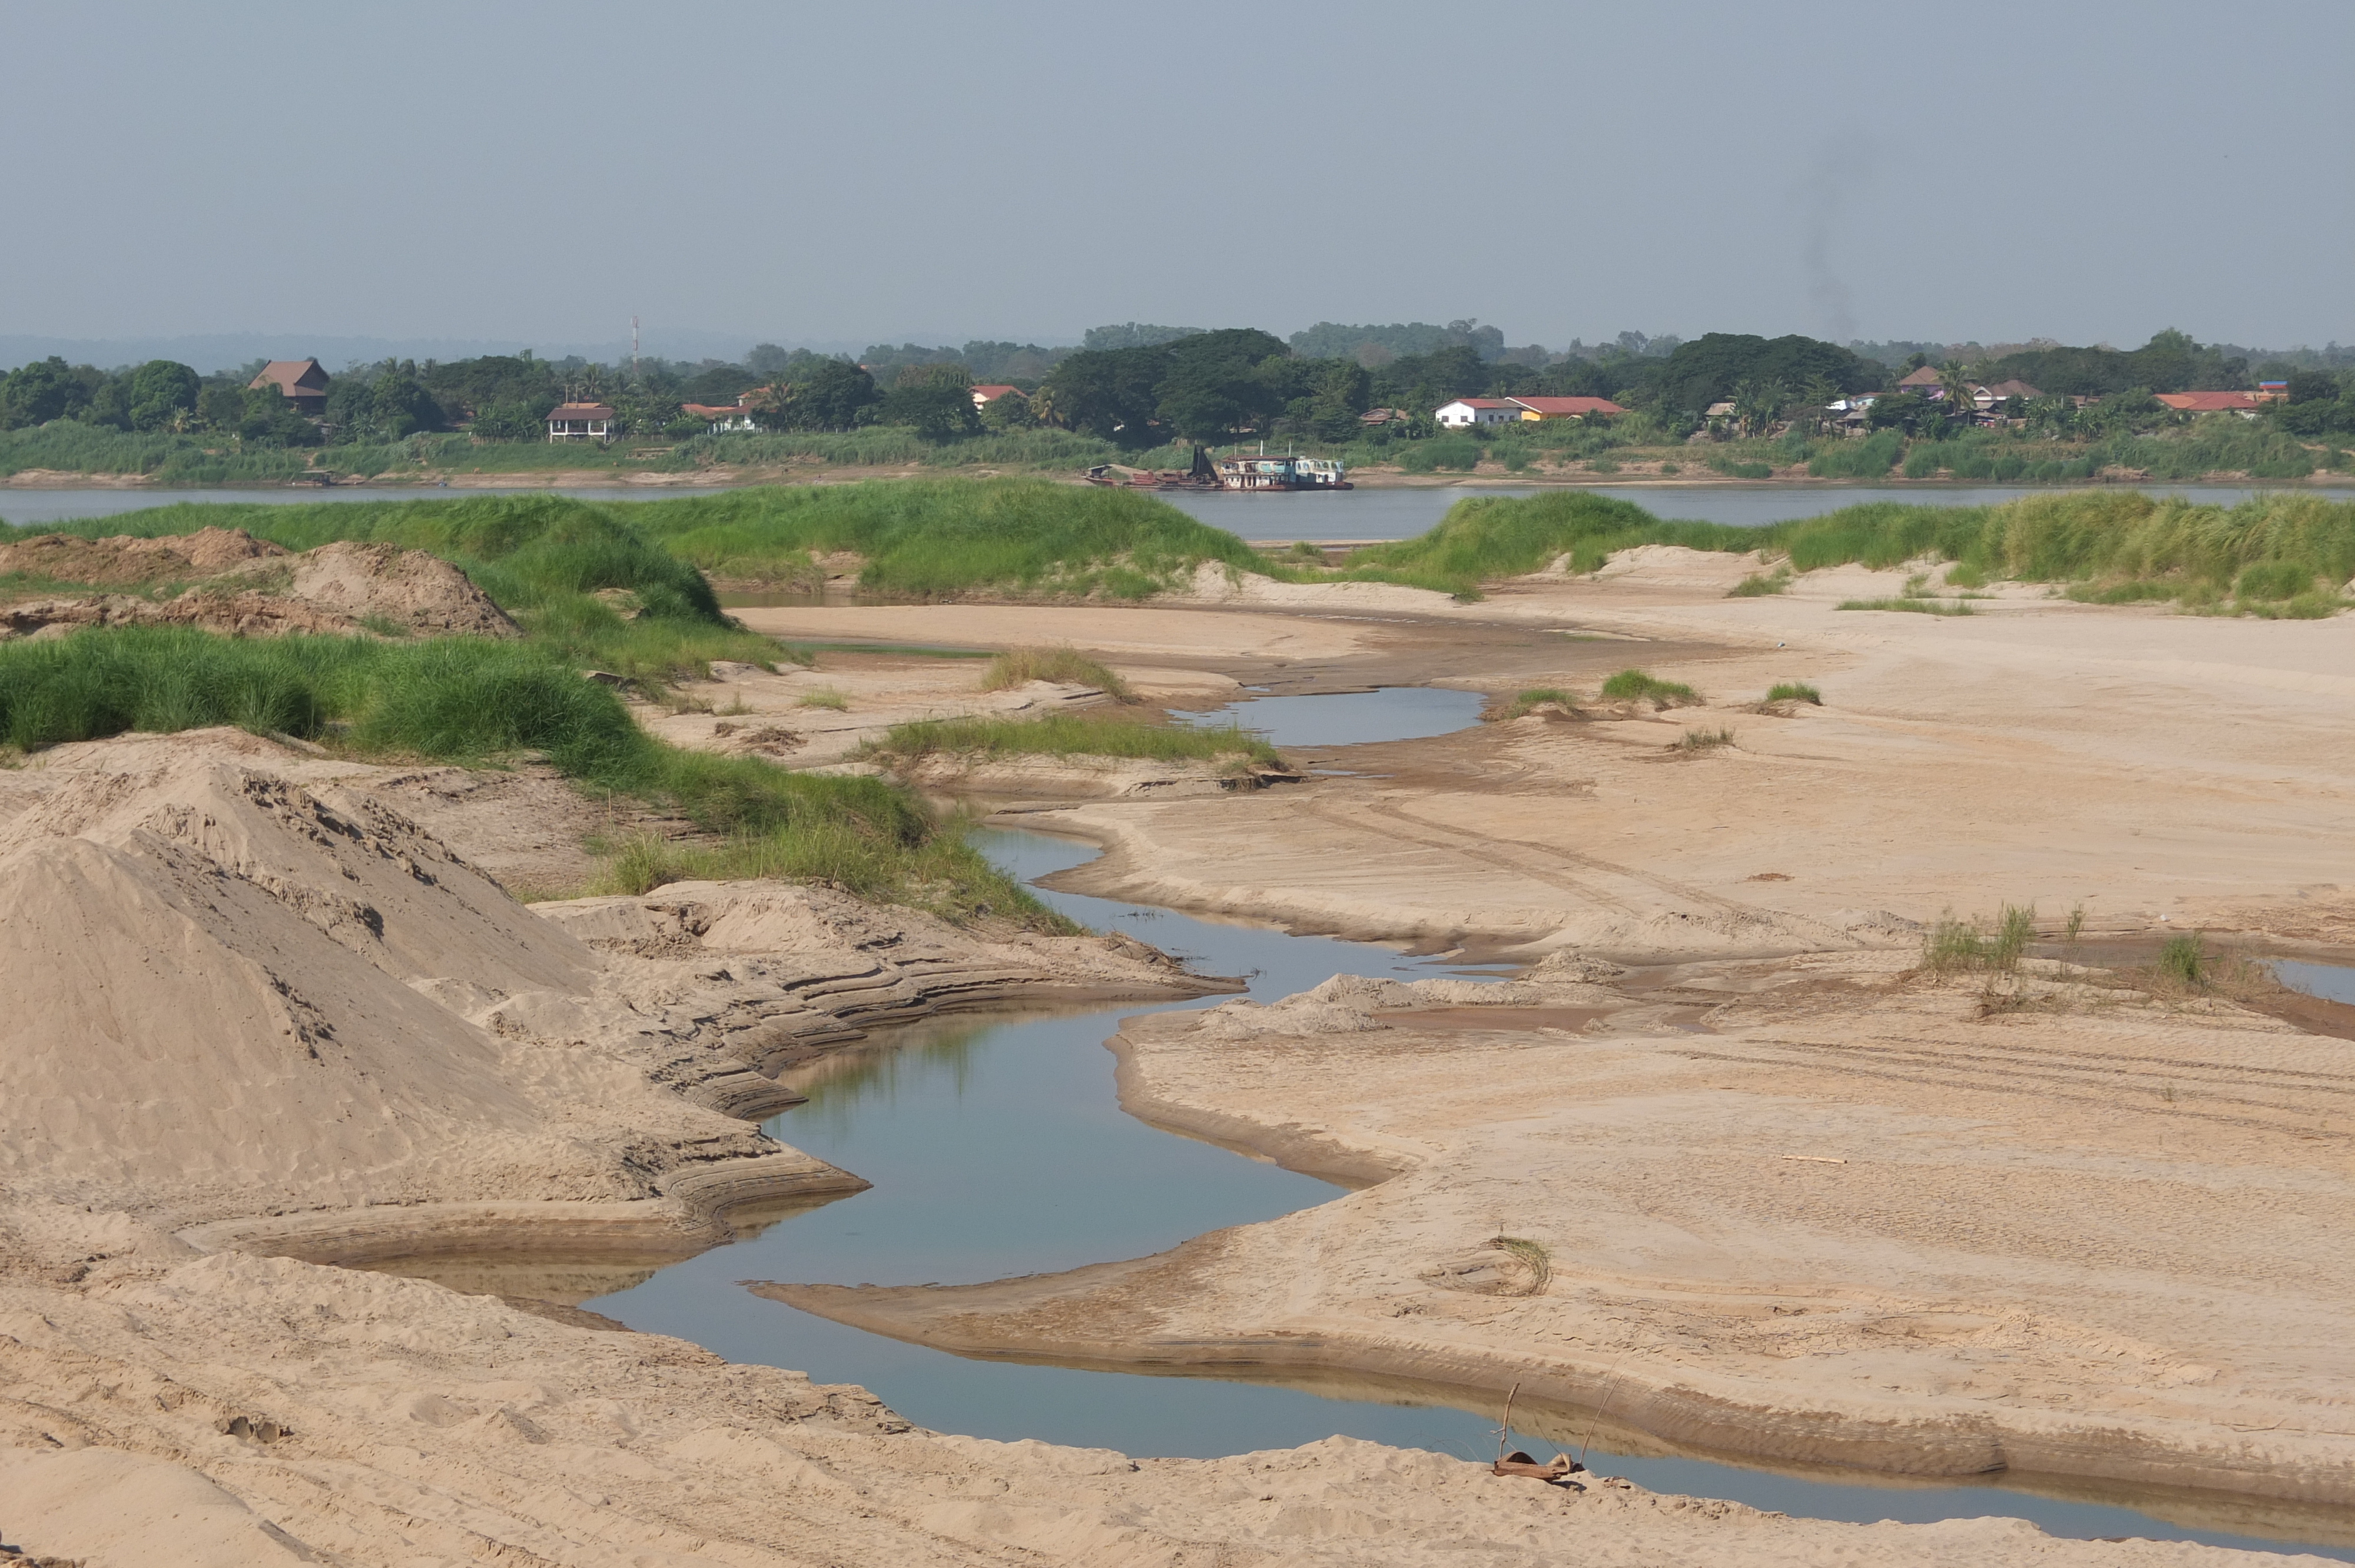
(0, 626), (1061, 929)
(978, 646), (1133, 700)
(1599, 669), (1700, 707)
(2157, 931), (2207, 988)
(1764, 682), (1822, 705)
(861, 710), (1282, 769)
(796, 688), (850, 711)
(1493, 687), (1578, 720)
(1837, 597), (1976, 616)
(2235, 560), (2317, 602)
(1923, 903), (2036, 975)
(1674, 726), (1736, 752)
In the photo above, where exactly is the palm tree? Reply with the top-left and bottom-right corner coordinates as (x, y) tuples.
(1732, 378), (1787, 439)
(1796, 374), (1838, 436)
(1939, 360), (1977, 411)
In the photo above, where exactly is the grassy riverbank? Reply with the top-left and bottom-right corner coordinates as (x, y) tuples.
(21, 480), (1269, 604)
(1338, 487), (2355, 609)
(0, 624), (1065, 928)
(25, 476), (2353, 621)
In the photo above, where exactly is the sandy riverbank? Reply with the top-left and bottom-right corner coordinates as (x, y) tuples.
(7, 550), (2354, 1562)
(731, 554), (2355, 1534)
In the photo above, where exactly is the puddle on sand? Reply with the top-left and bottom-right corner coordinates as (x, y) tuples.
(542, 825), (2355, 1559)
(1174, 685), (1487, 748)
(2279, 960), (2355, 1005)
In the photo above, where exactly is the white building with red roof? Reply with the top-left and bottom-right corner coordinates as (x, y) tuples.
(1433, 397), (1521, 428)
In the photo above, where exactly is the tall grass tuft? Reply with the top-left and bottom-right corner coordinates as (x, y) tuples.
(1599, 669), (1700, 707)
(1922, 903), (2036, 975)
(1492, 687), (1578, 720)
(978, 647), (1133, 700)
(1764, 682), (1822, 705)
(2158, 932), (2207, 988)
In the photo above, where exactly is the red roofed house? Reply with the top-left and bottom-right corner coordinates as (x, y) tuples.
(681, 396), (760, 433)
(1507, 396), (1626, 421)
(970, 384), (1023, 408)
(546, 402), (619, 443)
(248, 358), (330, 416)
(1433, 397), (1521, 428)
(2155, 391), (2263, 418)
(1896, 365), (1949, 397)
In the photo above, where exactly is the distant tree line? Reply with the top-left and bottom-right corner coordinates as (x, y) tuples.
(9, 323), (2347, 456)
(0, 356), (317, 443)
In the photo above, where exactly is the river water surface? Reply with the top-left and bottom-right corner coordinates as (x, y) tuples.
(578, 688), (2355, 1560)
(8, 480), (2347, 539)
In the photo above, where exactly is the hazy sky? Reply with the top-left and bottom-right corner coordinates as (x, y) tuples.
(3, 1), (2349, 356)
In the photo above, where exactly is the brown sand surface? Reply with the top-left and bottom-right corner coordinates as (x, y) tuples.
(9, 552), (2355, 1562)
(733, 554), (2355, 1536)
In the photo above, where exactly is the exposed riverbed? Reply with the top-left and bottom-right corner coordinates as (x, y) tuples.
(572, 687), (2355, 1559)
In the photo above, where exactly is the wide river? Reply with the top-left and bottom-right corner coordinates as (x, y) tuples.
(566, 688), (2355, 1559)
(5, 480), (2349, 539)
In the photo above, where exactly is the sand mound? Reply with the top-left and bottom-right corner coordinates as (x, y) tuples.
(0, 524), (286, 585)
(269, 539), (520, 637)
(1588, 543), (1773, 589)
(0, 745), (696, 1221)
(0, 533), (518, 640)
(0, 731), (1223, 1239)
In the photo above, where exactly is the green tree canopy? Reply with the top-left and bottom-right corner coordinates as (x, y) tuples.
(0, 356), (88, 428)
(777, 360), (880, 431)
(1644, 334), (1879, 419)
(127, 360), (201, 431)
(1034, 346), (1168, 441)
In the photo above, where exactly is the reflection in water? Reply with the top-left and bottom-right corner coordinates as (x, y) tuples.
(2279, 959), (2355, 1005)
(1175, 686), (1487, 748)
(565, 825), (2355, 1557)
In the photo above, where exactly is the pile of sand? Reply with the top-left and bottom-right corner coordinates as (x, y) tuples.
(0, 524), (286, 584)
(0, 730), (1222, 1255)
(0, 530), (518, 640)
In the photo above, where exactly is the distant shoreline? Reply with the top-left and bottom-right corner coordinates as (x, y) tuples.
(6, 463), (2351, 496)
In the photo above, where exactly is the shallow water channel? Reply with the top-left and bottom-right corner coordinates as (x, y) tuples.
(586, 688), (2354, 1558)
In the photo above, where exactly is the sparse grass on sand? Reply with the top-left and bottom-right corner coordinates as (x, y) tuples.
(1674, 726), (1736, 752)
(0, 626), (1063, 931)
(1492, 687), (1578, 720)
(1764, 682), (1822, 705)
(977, 646), (1134, 700)
(1728, 567), (1792, 597)
(1837, 597), (1976, 616)
(1923, 903), (2038, 976)
(1599, 669), (1700, 707)
(796, 688), (850, 711)
(859, 710), (1283, 770)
